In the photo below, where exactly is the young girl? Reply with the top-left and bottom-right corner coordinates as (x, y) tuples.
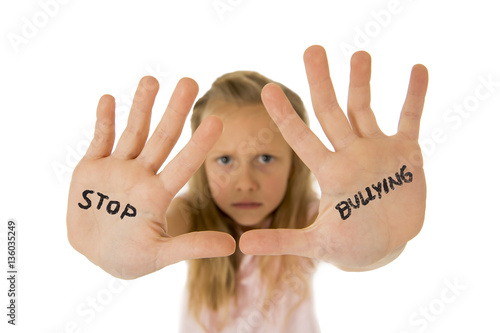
(178, 70), (321, 331)
(67, 45), (428, 332)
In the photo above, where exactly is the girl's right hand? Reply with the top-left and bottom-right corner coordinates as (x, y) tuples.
(66, 76), (235, 280)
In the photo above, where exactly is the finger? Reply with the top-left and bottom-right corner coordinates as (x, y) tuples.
(85, 94), (116, 159)
(138, 78), (199, 172)
(398, 64), (429, 140)
(113, 76), (160, 159)
(303, 45), (357, 150)
(261, 84), (331, 176)
(239, 228), (316, 258)
(157, 231), (236, 266)
(347, 51), (383, 137)
(159, 115), (223, 199)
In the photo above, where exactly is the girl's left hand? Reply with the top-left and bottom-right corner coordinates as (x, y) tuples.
(239, 45), (428, 270)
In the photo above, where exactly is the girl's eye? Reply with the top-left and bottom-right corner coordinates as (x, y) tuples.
(216, 156), (232, 165)
(258, 154), (274, 164)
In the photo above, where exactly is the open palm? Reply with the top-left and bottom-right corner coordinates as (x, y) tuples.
(240, 46), (428, 270)
(67, 77), (235, 279)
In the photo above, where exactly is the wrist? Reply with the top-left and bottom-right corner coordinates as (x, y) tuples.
(335, 243), (407, 272)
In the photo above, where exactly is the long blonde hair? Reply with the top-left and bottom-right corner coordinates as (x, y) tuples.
(186, 71), (318, 330)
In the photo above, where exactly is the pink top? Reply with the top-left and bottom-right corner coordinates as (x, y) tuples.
(179, 201), (321, 333)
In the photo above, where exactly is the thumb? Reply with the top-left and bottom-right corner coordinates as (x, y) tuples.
(157, 231), (236, 267)
(239, 228), (316, 258)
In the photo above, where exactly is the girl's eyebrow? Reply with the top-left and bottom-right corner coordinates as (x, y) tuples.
(207, 149), (234, 156)
(208, 142), (289, 156)
(209, 147), (284, 155)
(209, 150), (287, 158)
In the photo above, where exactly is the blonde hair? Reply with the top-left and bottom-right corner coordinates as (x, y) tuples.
(186, 71), (318, 331)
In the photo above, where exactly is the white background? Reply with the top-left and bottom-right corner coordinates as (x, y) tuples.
(1, 0), (499, 332)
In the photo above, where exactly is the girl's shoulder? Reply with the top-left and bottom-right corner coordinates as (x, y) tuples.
(165, 192), (192, 236)
(306, 197), (320, 227)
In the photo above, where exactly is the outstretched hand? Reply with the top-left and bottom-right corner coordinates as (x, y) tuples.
(240, 46), (428, 270)
(67, 77), (235, 279)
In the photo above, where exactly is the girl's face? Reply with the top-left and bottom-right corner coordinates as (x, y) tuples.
(204, 101), (293, 231)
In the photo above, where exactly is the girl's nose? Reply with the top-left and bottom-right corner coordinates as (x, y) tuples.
(235, 165), (258, 192)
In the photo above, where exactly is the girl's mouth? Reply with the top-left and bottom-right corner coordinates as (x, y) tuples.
(232, 202), (263, 209)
